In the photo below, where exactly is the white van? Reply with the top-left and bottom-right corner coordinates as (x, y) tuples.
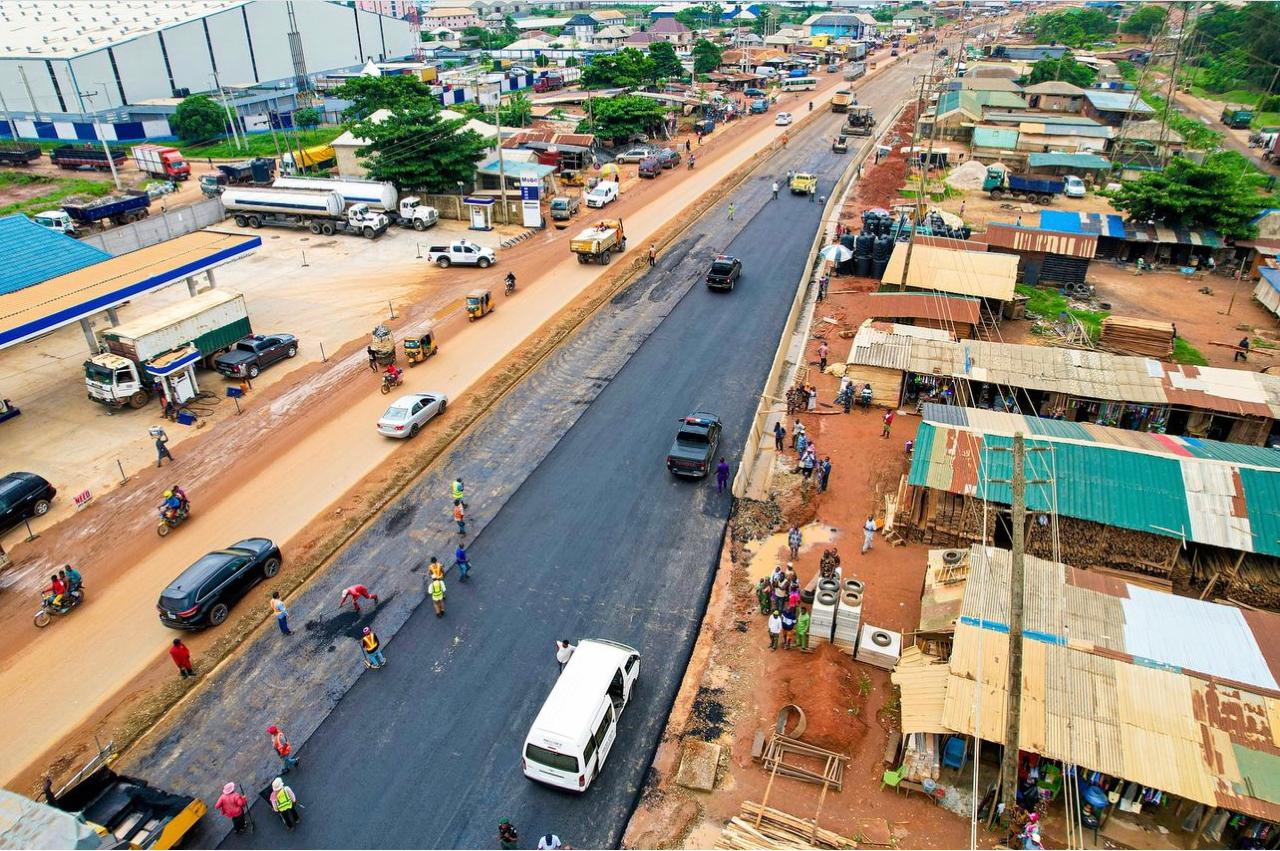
(585, 181), (619, 208)
(1063, 175), (1086, 198)
(522, 639), (641, 792)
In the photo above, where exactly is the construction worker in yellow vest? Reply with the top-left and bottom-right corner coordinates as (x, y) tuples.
(270, 777), (300, 831)
(429, 577), (446, 617)
(450, 477), (465, 504)
(361, 626), (385, 668)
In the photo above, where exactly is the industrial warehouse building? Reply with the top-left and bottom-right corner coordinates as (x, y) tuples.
(0, 0), (416, 139)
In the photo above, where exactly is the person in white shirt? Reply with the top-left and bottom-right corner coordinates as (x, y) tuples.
(555, 640), (576, 672)
(537, 834), (563, 850)
(862, 515), (877, 554)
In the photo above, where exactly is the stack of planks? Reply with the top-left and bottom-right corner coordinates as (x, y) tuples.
(1099, 316), (1174, 358)
(715, 803), (858, 850)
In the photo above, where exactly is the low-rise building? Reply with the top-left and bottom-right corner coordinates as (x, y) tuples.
(648, 17), (693, 45)
(592, 25), (632, 48)
(1020, 80), (1086, 113)
(1082, 89), (1155, 126)
(802, 12), (872, 40)
(1109, 120), (1185, 177)
(891, 7), (934, 31)
(424, 6), (480, 30)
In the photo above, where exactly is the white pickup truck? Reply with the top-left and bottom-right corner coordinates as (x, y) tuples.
(425, 240), (497, 269)
(585, 180), (619, 208)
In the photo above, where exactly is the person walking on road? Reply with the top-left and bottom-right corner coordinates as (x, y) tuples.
(429, 576), (447, 617)
(767, 610), (782, 650)
(817, 340), (829, 372)
(270, 777), (300, 831)
(215, 783), (249, 834)
(428, 555), (445, 582)
(715, 457), (730, 494)
(499, 819), (519, 850)
(451, 477), (465, 504)
(271, 591), (291, 635)
(367, 346), (378, 371)
(788, 525), (802, 560)
(339, 584), (378, 613)
(818, 275), (829, 301)
(727, 202), (735, 221)
(648, 244), (657, 267)
(773, 420), (786, 452)
(556, 640), (576, 672)
(154, 430), (174, 467)
(771, 181), (779, 199)
(862, 515), (877, 554)
(453, 499), (466, 535)
(881, 408), (895, 438)
(361, 627), (386, 668)
(169, 638), (195, 678)
(267, 725), (299, 772)
(455, 542), (472, 581)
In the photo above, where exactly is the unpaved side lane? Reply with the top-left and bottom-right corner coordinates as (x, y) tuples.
(213, 60), (921, 851)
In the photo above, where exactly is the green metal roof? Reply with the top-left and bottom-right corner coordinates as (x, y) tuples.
(1026, 152), (1111, 170)
(972, 126), (1018, 149)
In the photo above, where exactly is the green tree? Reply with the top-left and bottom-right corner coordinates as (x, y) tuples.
(675, 7), (705, 29)
(535, 53), (550, 68)
(1119, 5), (1166, 39)
(1191, 3), (1280, 91)
(171, 95), (228, 143)
(332, 75), (433, 121)
(580, 48), (657, 88)
(871, 7), (894, 23)
(499, 92), (534, 127)
(293, 107), (322, 130)
(1026, 54), (1096, 88)
(1108, 153), (1270, 241)
(1025, 8), (1114, 48)
(352, 103), (489, 192)
(692, 38), (723, 74)
(576, 94), (669, 142)
(649, 41), (685, 79)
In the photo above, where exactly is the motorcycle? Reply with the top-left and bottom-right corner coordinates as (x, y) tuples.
(504, 274), (516, 296)
(158, 500), (190, 537)
(380, 371), (404, 395)
(35, 586), (85, 628)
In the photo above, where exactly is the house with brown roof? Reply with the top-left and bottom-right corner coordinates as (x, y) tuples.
(1020, 80), (1085, 113)
(649, 16), (692, 45)
(423, 6), (478, 29)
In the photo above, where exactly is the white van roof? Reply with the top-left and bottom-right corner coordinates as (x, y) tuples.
(528, 639), (637, 745)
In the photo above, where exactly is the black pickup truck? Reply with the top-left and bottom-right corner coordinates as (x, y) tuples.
(666, 412), (722, 477)
(214, 333), (298, 379)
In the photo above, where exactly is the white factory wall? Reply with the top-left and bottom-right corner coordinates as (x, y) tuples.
(0, 0), (416, 120)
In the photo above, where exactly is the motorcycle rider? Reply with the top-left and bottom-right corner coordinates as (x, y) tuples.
(43, 574), (67, 610)
(504, 272), (516, 294)
(63, 564), (83, 596)
(688, 154), (695, 170)
(383, 363), (403, 389)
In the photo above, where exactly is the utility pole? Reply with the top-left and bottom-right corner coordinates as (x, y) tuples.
(0, 87), (18, 141)
(492, 82), (509, 225)
(1158, 1), (1192, 168)
(80, 90), (121, 190)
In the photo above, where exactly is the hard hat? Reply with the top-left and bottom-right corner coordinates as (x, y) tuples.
(363, 627), (371, 635)
(267, 725), (279, 734)
(271, 777), (284, 792)
(223, 782), (235, 795)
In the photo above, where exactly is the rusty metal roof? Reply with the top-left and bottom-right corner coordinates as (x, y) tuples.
(984, 222), (1098, 258)
(865, 292), (983, 327)
(882, 243), (1018, 301)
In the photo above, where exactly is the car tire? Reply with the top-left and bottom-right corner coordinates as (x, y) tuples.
(409, 423), (421, 438)
(414, 219), (426, 231)
(32, 498), (50, 517)
(287, 346), (297, 358)
(128, 390), (149, 409)
(248, 365), (260, 378)
(234, 215), (248, 227)
(321, 222), (335, 236)
(364, 227), (376, 239)
(437, 257), (451, 268)
(601, 249), (611, 265)
(309, 222), (322, 234)
(208, 603), (230, 627)
(477, 257), (491, 269)
(247, 215), (261, 228)
(438, 399), (447, 414)
(262, 557), (281, 579)
(990, 189), (1004, 200)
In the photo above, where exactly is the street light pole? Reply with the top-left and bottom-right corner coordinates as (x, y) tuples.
(491, 82), (509, 225)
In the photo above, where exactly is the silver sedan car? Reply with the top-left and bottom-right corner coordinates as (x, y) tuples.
(376, 392), (448, 438)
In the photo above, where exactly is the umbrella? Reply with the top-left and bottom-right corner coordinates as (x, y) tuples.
(819, 244), (853, 262)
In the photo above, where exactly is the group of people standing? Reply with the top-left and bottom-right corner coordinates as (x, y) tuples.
(756, 563), (811, 651)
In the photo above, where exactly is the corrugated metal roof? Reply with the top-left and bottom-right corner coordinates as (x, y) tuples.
(1261, 267), (1280, 295)
(908, 416), (1280, 556)
(984, 111), (1102, 126)
(0, 214), (111, 297)
(845, 323), (916, 370)
(939, 546), (1280, 821)
(865, 292), (983, 326)
(972, 126), (1019, 149)
(984, 223), (1098, 258)
(1022, 80), (1085, 96)
(1084, 90), (1155, 113)
(890, 646), (952, 734)
(1026, 151), (1111, 170)
(882, 243), (1018, 301)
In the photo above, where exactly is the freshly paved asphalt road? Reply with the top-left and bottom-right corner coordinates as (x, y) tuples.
(222, 59), (922, 850)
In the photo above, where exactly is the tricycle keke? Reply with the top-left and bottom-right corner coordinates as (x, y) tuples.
(466, 290), (494, 321)
(404, 328), (439, 365)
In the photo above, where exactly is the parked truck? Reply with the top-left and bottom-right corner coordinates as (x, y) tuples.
(845, 106), (875, 135)
(843, 61), (867, 82)
(221, 187), (389, 237)
(200, 158), (275, 197)
(130, 144), (191, 181)
(570, 219), (626, 264)
(61, 189), (151, 229)
(1221, 107), (1254, 129)
(831, 88), (854, 113)
(50, 144), (126, 171)
(270, 175), (436, 227)
(0, 141), (41, 166)
(85, 289), (251, 409)
(982, 166), (1064, 204)
(533, 73), (564, 93)
(281, 144), (337, 174)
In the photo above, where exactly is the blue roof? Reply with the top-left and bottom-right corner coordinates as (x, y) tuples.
(1262, 267), (1280, 295)
(1038, 210), (1127, 238)
(476, 158), (555, 179)
(1026, 152), (1110, 170)
(0, 214), (111, 296)
(1083, 90), (1155, 113)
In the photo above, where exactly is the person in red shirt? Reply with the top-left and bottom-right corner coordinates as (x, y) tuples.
(214, 782), (249, 833)
(43, 574), (67, 608)
(169, 638), (194, 678)
(339, 584), (379, 613)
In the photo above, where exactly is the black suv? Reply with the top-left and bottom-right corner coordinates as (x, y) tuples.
(665, 412), (722, 477)
(157, 538), (282, 629)
(706, 255), (742, 291)
(0, 472), (56, 533)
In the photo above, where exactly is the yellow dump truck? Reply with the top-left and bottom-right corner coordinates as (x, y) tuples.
(831, 88), (853, 113)
(789, 173), (817, 196)
(570, 218), (626, 264)
(282, 144), (336, 174)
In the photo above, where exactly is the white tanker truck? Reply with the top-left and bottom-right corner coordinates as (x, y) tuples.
(220, 187), (390, 238)
(271, 176), (439, 230)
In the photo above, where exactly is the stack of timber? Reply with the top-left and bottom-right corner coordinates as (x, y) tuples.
(1099, 316), (1174, 358)
(907, 491), (993, 546)
(1025, 515), (1180, 575)
(761, 735), (847, 789)
(716, 803), (858, 850)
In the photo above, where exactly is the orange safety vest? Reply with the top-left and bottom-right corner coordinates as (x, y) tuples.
(453, 504), (464, 522)
(273, 732), (291, 757)
(429, 561), (444, 580)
